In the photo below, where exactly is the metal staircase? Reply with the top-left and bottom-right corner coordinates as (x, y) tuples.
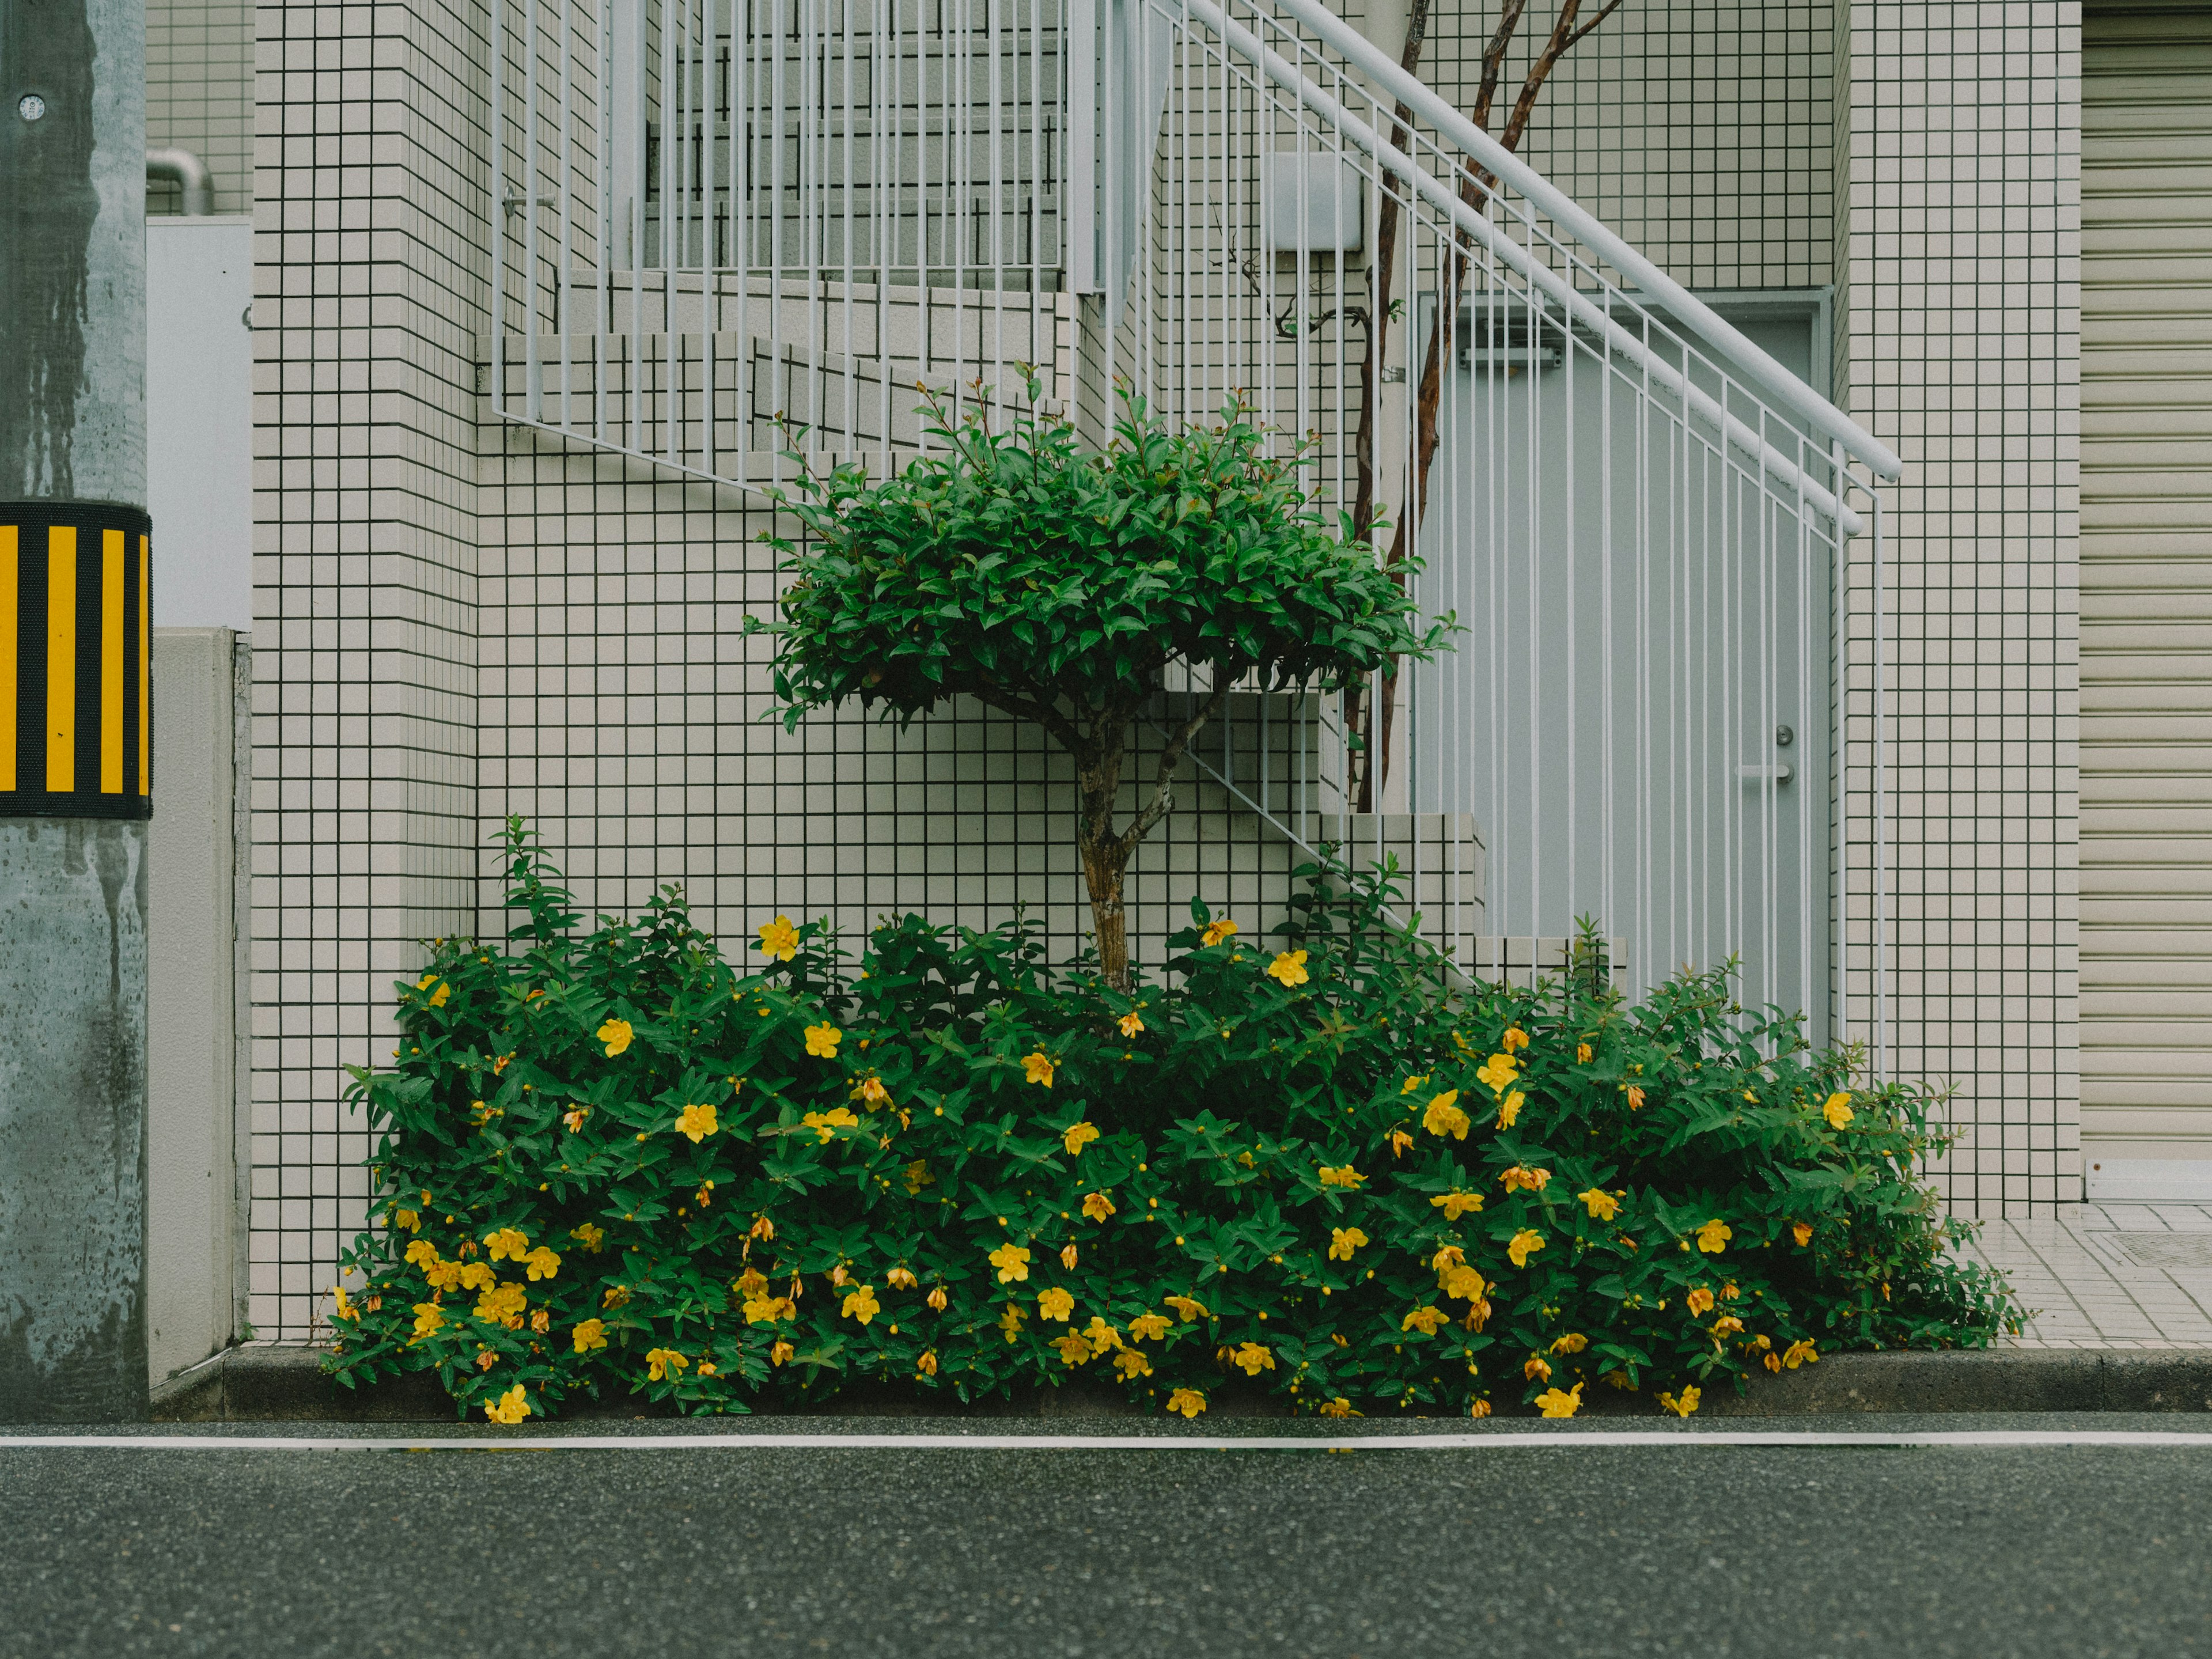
(483, 0), (1900, 1052)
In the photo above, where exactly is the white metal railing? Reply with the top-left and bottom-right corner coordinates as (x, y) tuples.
(484, 0), (1896, 1058)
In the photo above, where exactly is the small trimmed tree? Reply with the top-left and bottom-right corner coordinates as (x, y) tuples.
(757, 381), (1449, 988)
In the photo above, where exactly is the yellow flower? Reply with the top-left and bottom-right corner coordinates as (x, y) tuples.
(757, 914), (800, 961)
(483, 1384), (531, 1425)
(597, 1018), (634, 1056)
(1317, 1397), (1360, 1419)
(1266, 949), (1310, 987)
(1118, 1010), (1145, 1037)
(1823, 1092), (1854, 1129)
(1578, 1187), (1620, 1221)
(1497, 1091), (1525, 1128)
(1695, 1218), (1733, 1254)
(404, 1238), (440, 1269)
(484, 1227), (530, 1262)
(1550, 1332), (1589, 1355)
(1062, 1120), (1100, 1155)
(569, 1317), (608, 1355)
(1475, 1052), (1520, 1094)
(916, 1350), (939, 1378)
(1626, 1085), (1646, 1110)
(1422, 1089), (1471, 1139)
(1060, 1243), (1079, 1270)
(416, 973), (453, 1009)
(1113, 1349), (1153, 1380)
(1441, 1264), (1487, 1303)
(1317, 1164), (1365, 1189)
(1500, 1165), (1551, 1194)
(1792, 1221), (1814, 1247)
(1400, 1305), (1446, 1336)
(926, 1285), (948, 1310)
(1164, 1294), (1210, 1323)
(1038, 1286), (1076, 1321)
(801, 1105), (860, 1142)
(743, 1294), (797, 1325)
(475, 1283), (528, 1328)
(645, 1347), (690, 1381)
(1166, 1388), (1208, 1419)
(887, 1266), (919, 1289)
(1328, 1226), (1369, 1262)
(850, 1077), (891, 1109)
(562, 1107), (589, 1132)
(1128, 1313), (1171, 1341)
(1507, 1229), (1545, 1268)
(1389, 1129), (1415, 1158)
(1023, 1051), (1056, 1088)
(1524, 1355), (1552, 1382)
(1081, 1190), (1116, 1221)
(1199, 918), (1238, 948)
(458, 1262), (497, 1292)
(1659, 1386), (1701, 1418)
(1781, 1339), (1819, 1369)
(1400, 1075), (1429, 1095)
(989, 1243), (1033, 1283)
(1051, 1332), (1092, 1366)
(902, 1159), (934, 1195)
(1686, 1287), (1716, 1316)
(1229, 1342), (1275, 1376)
(1430, 1191), (1484, 1221)
(1576, 1042), (1593, 1064)
(842, 1285), (881, 1324)
(1084, 1317), (1124, 1355)
(770, 1340), (794, 1365)
(603, 1284), (630, 1308)
(329, 1285), (355, 1321)
(1535, 1383), (1584, 1419)
(523, 1245), (561, 1282)
(391, 1207), (422, 1233)
(570, 1223), (605, 1252)
(1713, 1315), (1745, 1338)
(1502, 1027), (1529, 1052)
(410, 1301), (445, 1342)
(803, 1022), (842, 1058)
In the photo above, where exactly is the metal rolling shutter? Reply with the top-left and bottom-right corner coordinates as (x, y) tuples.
(2080, 7), (2212, 1168)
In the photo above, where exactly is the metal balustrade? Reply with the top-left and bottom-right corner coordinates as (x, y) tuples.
(485, 0), (1899, 1057)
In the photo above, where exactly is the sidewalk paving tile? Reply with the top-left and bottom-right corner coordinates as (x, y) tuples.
(1956, 1204), (2212, 1349)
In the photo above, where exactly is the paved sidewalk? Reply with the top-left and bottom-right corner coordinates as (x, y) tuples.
(1963, 1203), (2212, 1348)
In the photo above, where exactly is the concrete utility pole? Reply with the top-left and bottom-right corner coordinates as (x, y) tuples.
(0, 0), (153, 1419)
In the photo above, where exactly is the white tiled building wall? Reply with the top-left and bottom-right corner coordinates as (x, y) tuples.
(147, 0), (253, 214)
(230, 0), (2086, 1337)
(1835, 0), (2083, 1211)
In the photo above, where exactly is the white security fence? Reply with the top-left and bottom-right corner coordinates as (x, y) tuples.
(482, 0), (1899, 1052)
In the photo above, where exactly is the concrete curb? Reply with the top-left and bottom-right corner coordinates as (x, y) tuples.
(151, 1345), (2212, 1422)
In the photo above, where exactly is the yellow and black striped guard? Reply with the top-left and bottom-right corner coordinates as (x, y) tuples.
(0, 504), (153, 820)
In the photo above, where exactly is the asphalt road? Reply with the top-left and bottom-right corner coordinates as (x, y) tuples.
(2, 1418), (2209, 1658)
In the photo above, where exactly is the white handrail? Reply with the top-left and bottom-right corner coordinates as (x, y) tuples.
(1190, 0), (1866, 535)
(1258, 0), (1904, 483)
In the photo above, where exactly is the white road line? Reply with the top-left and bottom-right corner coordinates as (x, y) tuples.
(1, 1430), (2210, 1452)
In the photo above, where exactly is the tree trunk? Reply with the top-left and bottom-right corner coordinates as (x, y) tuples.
(1079, 834), (1135, 992)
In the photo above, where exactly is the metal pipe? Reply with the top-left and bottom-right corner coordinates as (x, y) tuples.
(146, 146), (213, 215)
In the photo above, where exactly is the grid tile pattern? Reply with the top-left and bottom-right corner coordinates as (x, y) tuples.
(1836, 0), (2084, 1213)
(1416, 0), (1836, 292)
(148, 0), (255, 214)
(1966, 1202), (2212, 1346)
(248, 0), (487, 1336)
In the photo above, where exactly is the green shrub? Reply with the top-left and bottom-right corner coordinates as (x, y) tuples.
(327, 821), (2016, 1423)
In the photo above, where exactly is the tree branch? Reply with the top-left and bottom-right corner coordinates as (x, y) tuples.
(970, 682), (1090, 763)
(1117, 677), (1236, 860)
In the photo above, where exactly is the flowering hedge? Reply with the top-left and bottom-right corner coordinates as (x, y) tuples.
(325, 821), (2016, 1423)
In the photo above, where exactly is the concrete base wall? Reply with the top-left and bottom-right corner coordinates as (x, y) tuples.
(146, 628), (249, 1382)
